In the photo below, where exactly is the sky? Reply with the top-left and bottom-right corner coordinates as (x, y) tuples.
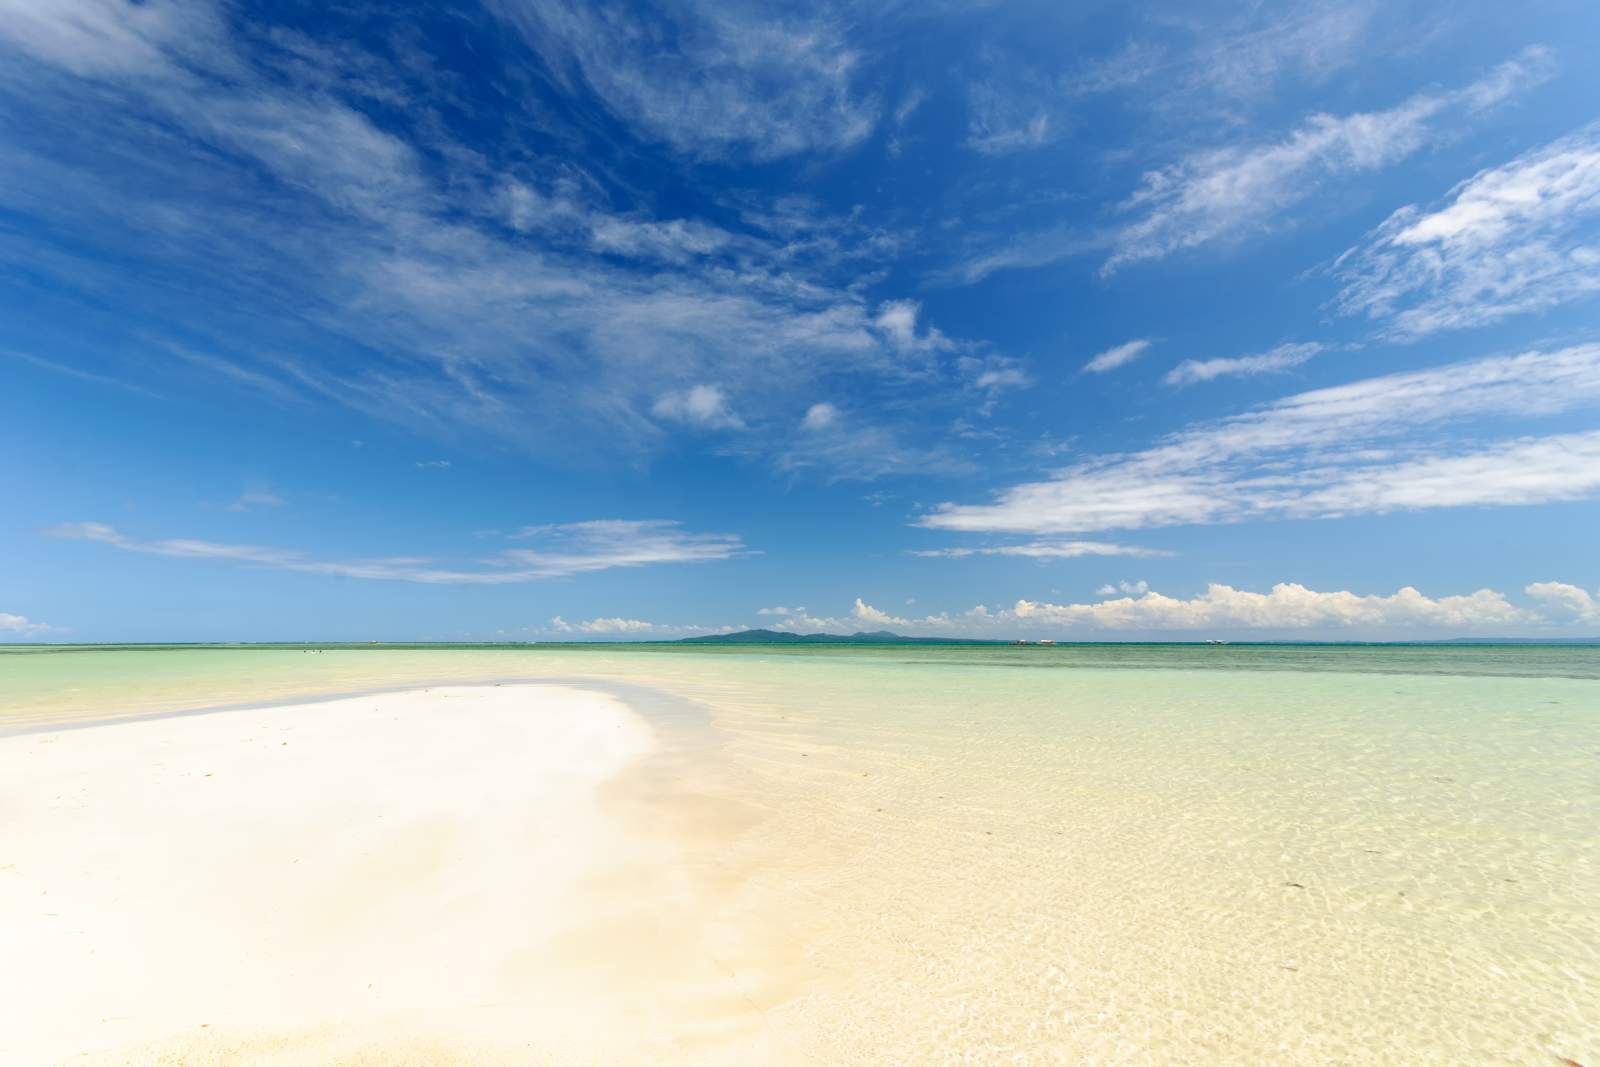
(3, 0), (1600, 642)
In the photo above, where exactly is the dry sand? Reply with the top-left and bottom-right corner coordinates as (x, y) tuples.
(0, 684), (789, 1066)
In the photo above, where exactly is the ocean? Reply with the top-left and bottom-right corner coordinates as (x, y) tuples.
(3, 642), (1596, 1063)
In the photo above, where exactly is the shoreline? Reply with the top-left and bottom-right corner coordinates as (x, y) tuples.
(0, 674), (720, 739)
(4, 653), (1593, 1063)
(0, 682), (783, 1065)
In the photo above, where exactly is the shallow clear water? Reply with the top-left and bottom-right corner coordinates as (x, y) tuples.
(3, 644), (1597, 1064)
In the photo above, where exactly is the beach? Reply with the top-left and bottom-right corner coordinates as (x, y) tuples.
(0, 682), (792, 1065)
(2, 646), (1597, 1064)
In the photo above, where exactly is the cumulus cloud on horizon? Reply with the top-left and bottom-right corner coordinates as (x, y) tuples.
(546, 615), (740, 637)
(1, 611), (64, 638)
(759, 581), (1598, 638)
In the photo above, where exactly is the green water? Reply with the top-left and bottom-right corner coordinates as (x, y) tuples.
(4, 641), (1599, 726)
(3, 643), (1597, 1063)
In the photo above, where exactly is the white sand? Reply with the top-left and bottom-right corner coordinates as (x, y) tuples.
(0, 684), (778, 1066)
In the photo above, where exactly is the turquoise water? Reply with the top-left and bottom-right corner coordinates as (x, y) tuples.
(4, 642), (1598, 726)
(3, 644), (1597, 1063)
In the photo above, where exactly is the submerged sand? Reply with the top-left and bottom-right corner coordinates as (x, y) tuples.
(0, 684), (786, 1065)
(3, 651), (1596, 1065)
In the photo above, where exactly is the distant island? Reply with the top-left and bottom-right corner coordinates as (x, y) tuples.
(676, 628), (1006, 646)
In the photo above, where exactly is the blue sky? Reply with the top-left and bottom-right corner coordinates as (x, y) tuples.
(4, 0), (1600, 641)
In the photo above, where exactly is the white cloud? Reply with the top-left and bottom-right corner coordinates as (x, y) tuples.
(1063, 40), (1167, 97)
(960, 80), (1049, 157)
(1163, 342), (1325, 387)
(223, 489), (285, 512)
(1005, 582), (1531, 632)
(1288, 431), (1600, 515)
(0, 0), (227, 77)
(45, 518), (746, 584)
(0, 2), (977, 481)
(758, 580), (1592, 637)
(938, 226), (1104, 287)
(966, 356), (1032, 415)
(800, 402), (838, 431)
(892, 87), (925, 128)
(1097, 579), (1149, 597)
(550, 615), (652, 634)
(974, 366), (1030, 390)
(1524, 582), (1600, 623)
(1084, 339), (1152, 374)
(486, 0), (877, 163)
(872, 299), (948, 352)
(588, 216), (733, 262)
(1181, 1), (1377, 100)
(911, 541), (1168, 559)
(757, 605), (804, 616)
(4, 347), (162, 398)
(1105, 47), (1554, 272)
(545, 615), (740, 638)
(414, 460), (451, 470)
(764, 597), (957, 635)
(972, 363), (1024, 391)
(1334, 125), (1600, 338)
(775, 409), (972, 482)
(652, 384), (743, 430)
(1068, 4), (1379, 106)
(923, 344), (1600, 535)
(0, 611), (63, 637)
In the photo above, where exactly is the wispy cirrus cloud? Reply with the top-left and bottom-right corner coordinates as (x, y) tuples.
(485, 0), (878, 163)
(44, 519), (746, 584)
(910, 541), (1168, 560)
(0, 0), (986, 479)
(4, 348), (164, 398)
(1070, 3), (1380, 103)
(1333, 124), (1600, 338)
(1163, 342), (1325, 387)
(1083, 339), (1153, 374)
(223, 489), (286, 512)
(776, 404), (974, 482)
(922, 344), (1600, 536)
(1181, 0), (1378, 101)
(966, 81), (1050, 156)
(1104, 46), (1555, 273)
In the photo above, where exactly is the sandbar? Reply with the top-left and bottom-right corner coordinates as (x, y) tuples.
(0, 683), (779, 1065)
